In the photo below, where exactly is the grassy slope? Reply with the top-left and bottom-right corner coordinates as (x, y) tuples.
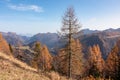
(0, 52), (108, 80)
(0, 52), (50, 80)
(0, 52), (68, 80)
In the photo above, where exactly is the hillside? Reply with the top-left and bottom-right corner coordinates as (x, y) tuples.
(0, 33), (67, 80)
(0, 52), (67, 80)
(0, 52), (50, 80)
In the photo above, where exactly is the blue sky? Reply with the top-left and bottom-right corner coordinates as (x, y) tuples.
(0, 0), (120, 34)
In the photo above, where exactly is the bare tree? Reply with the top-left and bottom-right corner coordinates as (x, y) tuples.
(59, 6), (81, 79)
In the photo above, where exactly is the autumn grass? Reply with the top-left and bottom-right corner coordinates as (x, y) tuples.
(0, 52), (69, 80)
(0, 52), (50, 80)
(82, 75), (112, 80)
(0, 52), (109, 80)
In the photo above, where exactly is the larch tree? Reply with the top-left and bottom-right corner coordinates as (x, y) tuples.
(88, 45), (105, 78)
(31, 41), (52, 72)
(59, 7), (81, 78)
(40, 45), (53, 71)
(55, 39), (84, 78)
(31, 42), (42, 71)
(106, 40), (120, 79)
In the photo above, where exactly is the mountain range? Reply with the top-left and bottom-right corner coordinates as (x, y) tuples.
(1, 28), (120, 59)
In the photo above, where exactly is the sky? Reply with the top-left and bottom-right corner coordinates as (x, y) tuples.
(0, 0), (120, 34)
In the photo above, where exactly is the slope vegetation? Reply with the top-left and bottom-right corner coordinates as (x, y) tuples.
(0, 52), (68, 80)
(0, 52), (50, 80)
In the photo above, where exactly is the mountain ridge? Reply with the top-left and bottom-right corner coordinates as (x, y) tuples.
(1, 28), (120, 58)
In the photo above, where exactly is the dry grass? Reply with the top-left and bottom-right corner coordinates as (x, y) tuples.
(0, 52), (50, 80)
(0, 52), (112, 80)
(45, 71), (68, 80)
(0, 52), (69, 80)
(81, 75), (112, 80)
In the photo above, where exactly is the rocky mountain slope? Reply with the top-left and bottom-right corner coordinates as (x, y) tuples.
(80, 29), (120, 59)
(1, 32), (29, 46)
(27, 33), (59, 48)
(1, 28), (120, 59)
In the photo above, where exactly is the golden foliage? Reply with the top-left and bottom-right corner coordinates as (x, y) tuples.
(0, 33), (11, 55)
(32, 42), (53, 71)
(88, 45), (105, 77)
(106, 40), (120, 79)
(88, 45), (105, 76)
(54, 39), (84, 77)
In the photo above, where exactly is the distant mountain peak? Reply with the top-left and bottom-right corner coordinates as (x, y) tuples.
(81, 28), (100, 35)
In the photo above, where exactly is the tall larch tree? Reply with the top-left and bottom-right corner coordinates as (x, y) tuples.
(55, 39), (84, 79)
(59, 6), (81, 79)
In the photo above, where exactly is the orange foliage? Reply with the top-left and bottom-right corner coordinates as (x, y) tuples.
(88, 45), (105, 75)
(32, 42), (53, 71)
(54, 39), (84, 77)
(0, 33), (11, 55)
(40, 45), (53, 71)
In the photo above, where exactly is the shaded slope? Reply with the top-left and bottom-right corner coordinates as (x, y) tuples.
(27, 33), (59, 48)
(80, 30), (120, 59)
(81, 35), (106, 58)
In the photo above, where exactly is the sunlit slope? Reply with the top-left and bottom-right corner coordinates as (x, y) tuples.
(0, 52), (50, 80)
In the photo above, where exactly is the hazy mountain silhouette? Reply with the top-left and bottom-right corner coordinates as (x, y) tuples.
(1, 28), (120, 58)
(1, 32), (30, 46)
(26, 33), (59, 49)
